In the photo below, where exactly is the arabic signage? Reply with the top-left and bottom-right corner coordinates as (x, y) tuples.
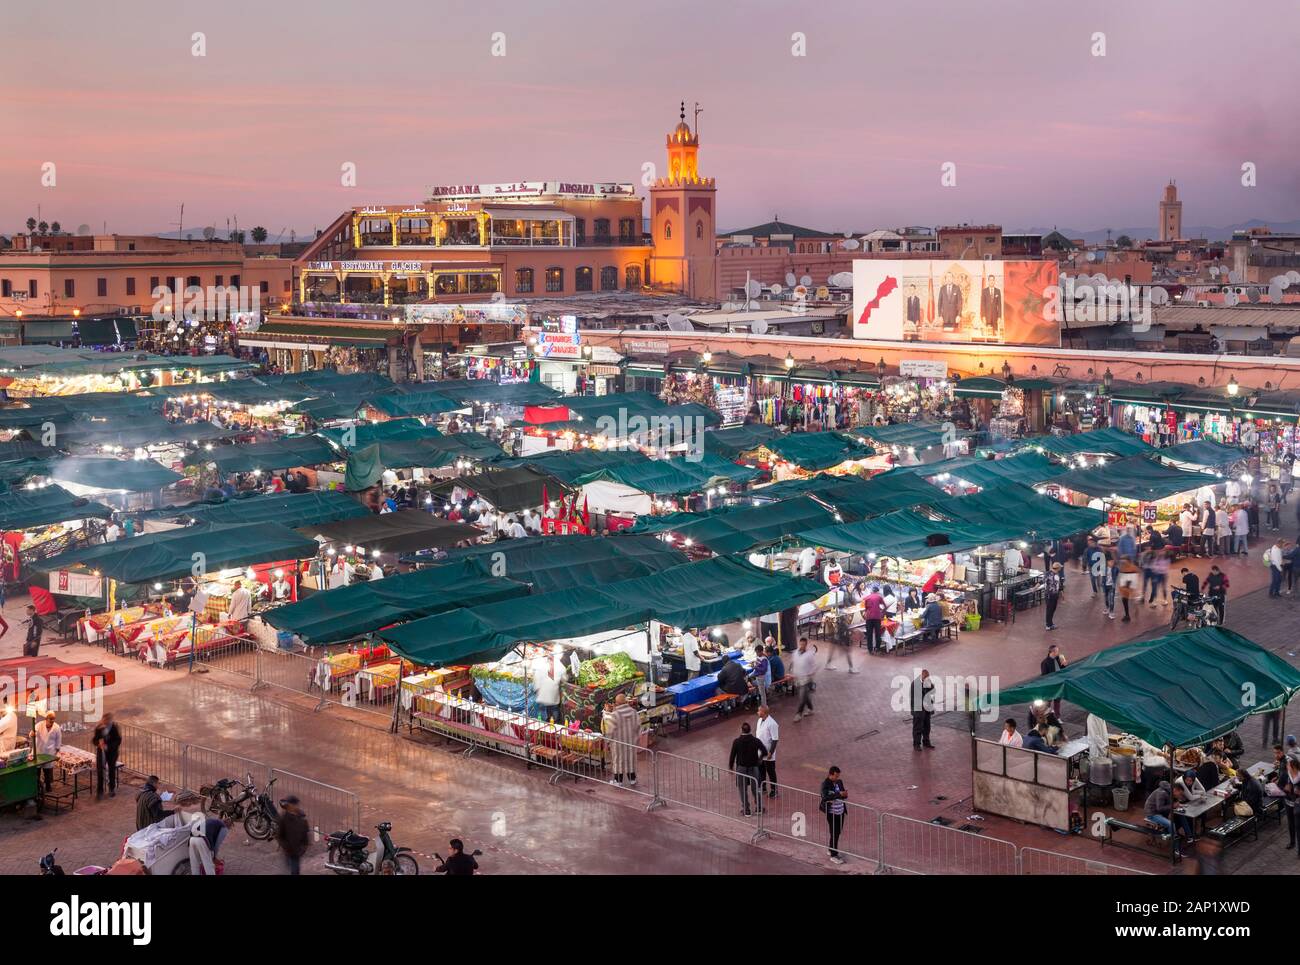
(426, 181), (637, 201)
(899, 359), (947, 379)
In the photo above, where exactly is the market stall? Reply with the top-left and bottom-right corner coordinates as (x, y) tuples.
(0, 484), (115, 582)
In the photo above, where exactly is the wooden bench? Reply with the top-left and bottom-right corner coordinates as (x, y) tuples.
(676, 692), (740, 731)
(1205, 814), (1258, 849)
(1102, 816), (1180, 860)
(893, 621), (955, 654)
(770, 674), (796, 697)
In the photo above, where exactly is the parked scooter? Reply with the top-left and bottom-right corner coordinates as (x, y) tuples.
(39, 850), (64, 876)
(202, 773), (278, 840)
(244, 778), (279, 841)
(324, 822), (419, 875)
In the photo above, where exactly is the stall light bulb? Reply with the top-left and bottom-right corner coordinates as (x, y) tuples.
(153, 583), (163, 591)
(344, 545), (353, 553)
(683, 538), (694, 547)
(742, 620), (752, 630)
(372, 550), (380, 558)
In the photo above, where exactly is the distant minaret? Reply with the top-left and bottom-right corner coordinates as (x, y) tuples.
(1159, 180), (1183, 242)
(650, 102), (717, 299)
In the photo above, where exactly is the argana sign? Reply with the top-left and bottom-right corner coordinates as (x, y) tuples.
(853, 259), (1061, 347)
(426, 181), (637, 201)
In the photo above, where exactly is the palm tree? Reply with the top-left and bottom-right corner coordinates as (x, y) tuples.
(37, 221), (48, 235)
(250, 226), (268, 244)
(25, 218), (36, 234)
(1115, 235), (1133, 249)
(50, 221), (61, 235)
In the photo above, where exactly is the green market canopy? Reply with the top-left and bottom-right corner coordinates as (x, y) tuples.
(415, 533), (688, 593)
(662, 495), (838, 554)
(1158, 439), (1252, 471)
(1019, 427), (1155, 460)
(428, 465), (567, 513)
(185, 436), (338, 474)
(342, 434), (505, 491)
(912, 452), (1061, 491)
(300, 510), (483, 554)
(378, 555), (826, 666)
(766, 431), (873, 471)
(995, 627), (1300, 749)
(931, 483), (1106, 542)
(178, 491), (369, 529)
(501, 448), (648, 485)
(0, 485), (114, 530)
(848, 422), (950, 453)
(48, 456), (183, 492)
(35, 521), (319, 584)
(666, 453), (763, 486)
(365, 390), (465, 419)
(576, 458), (727, 497)
(702, 424), (781, 460)
(261, 559), (529, 646)
(1049, 455), (1215, 502)
(754, 471), (937, 520)
(316, 418), (442, 450)
(795, 508), (1013, 560)
(426, 380), (562, 407)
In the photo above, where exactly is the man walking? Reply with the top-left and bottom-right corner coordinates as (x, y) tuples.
(727, 722), (767, 817)
(755, 705), (780, 800)
(1269, 539), (1285, 598)
(276, 795), (310, 874)
(22, 604), (43, 658)
(92, 712), (121, 799)
(1044, 562), (1063, 630)
(1040, 645), (1067, 716)
(910, 668), (936, 751)
(792, 637), (818, 721)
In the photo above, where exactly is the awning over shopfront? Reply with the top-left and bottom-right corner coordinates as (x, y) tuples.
(261, 559), (529, 646)
(35, 521), (319, 584)
(657, 495), (838, 554)
(429, 465), (567, 513)
(1049, 455), (1216, 501)
(421, 532), (688, 593)
(178, 491), (369, 529)
(0, 484), (114, 530)
(996, 627), (1300, 749)
(1020, 427), (1155, 460)
(378, 555), (825, 666)
(766, 431), (872, 471)
(185, 436), (338, 474)
(1158, 439), (1252, 471)
(48, 456), (183, 493)
(702, 424), (781, 460)
(301, 510), (482, 554)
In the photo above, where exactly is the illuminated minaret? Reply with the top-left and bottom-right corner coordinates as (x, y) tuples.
(650, 102), (717, 298)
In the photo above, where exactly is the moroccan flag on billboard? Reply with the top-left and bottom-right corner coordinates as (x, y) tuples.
(926, 263), (936, 323)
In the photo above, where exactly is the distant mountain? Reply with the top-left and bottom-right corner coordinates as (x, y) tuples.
(1014, 219), (1300, 245)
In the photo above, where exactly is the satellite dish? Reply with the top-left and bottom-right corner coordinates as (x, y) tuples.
(831, 271), (854, 287)
(769, 284), (783, 296)
(1271, 275), (1290, 291)
(799, 274), (812, 287)
(653, 314), (668, 326)
(1208, 266), (1219, 277)
(843, 238), (860, 251)
(815, 285), (830, 300)
(665, 313), (692, 332)
(751, 319), (769, 335)
(1224, 289), (1239, 307)
(202, 226), (216, 240)
(746, 279), (763, 298)
(1268, 283), (1284, 303)
(1247, 287), (1261, 303)
(720, 302), (740, 312)
(31, 245), (42, 253)
(1150, 286), (1170, 305)
(1085, 251), (1097, 262)
(784, 272), (797, 287)
(1287, 270), (1300, 285)
(1228, 269), (1243, 284)
(76, 224), (90, 236)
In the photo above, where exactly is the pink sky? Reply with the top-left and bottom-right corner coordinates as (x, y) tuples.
(4, 0), (1298, 238)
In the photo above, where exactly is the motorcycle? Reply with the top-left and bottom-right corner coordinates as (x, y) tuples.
(324, 821), (419, 875)
(1170, 588), (1223, 631)
(40, 850), (64, 876)
(203, 773), (278, 840)
(432, 848), (483, 874)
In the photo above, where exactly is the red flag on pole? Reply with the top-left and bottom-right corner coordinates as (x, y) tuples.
(582, 495), (591, 529)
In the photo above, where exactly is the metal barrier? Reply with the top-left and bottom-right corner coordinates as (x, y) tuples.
(182, 743), (268, 799)
(879, 812), (1018, 875)
(542, 734), (658, 805)
(653, 750), (765, 835)
(270, 768), (362, 836)
(1019, 847), (1153, 875)
(758, 779), (882, 870)
(252, 649), (395, 720)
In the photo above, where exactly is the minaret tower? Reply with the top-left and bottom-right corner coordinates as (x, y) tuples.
(650, 101), (717, 299)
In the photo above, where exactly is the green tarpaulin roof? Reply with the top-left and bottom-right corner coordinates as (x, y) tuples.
(35, 521), (319, 584)
(766, 431), (872, 471)
(0, 485), (114, 530)
(343, 434), (505, 490)
(378, 555), (826, 666)
(667, 453), (762, 485)
(48, 456), (183, 492)
(501, 448), (648, 485)
(413, 533), (687, 593)
(663, 495), (838, 554)
(316, 419), (442, 450)
(417, 379), (561, 407)
(1018, 427), (1155, 460)
(753, 471), (937, 520)
(848, 422), (950, 452)
(300, 510), (483, 554)
(178, 491), (369, 528)
(262, 559), (529, 645)
(577, 459), (719, 497)
(702, 424), (780, 460)
(1158, 439), (1252, 471)
(429, 465), (566, 513)
(365, 390), (465, 418)
(796, 508), (1012, 560)
(996, 627), (1300, 748)
(185, 436), (338, 474)
(912, 452), (1061, 491)
(931, 483), (1106, 542)
(952, 376), (1008, 398)
(1049, 455), (1215, 501)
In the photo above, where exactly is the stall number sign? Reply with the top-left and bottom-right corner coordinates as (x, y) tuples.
(1043, 484), (1061, 500)
(1107, 509), (1127, 528)
(52, 570), (103, 598)
(1141, 504), (1157, 524)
